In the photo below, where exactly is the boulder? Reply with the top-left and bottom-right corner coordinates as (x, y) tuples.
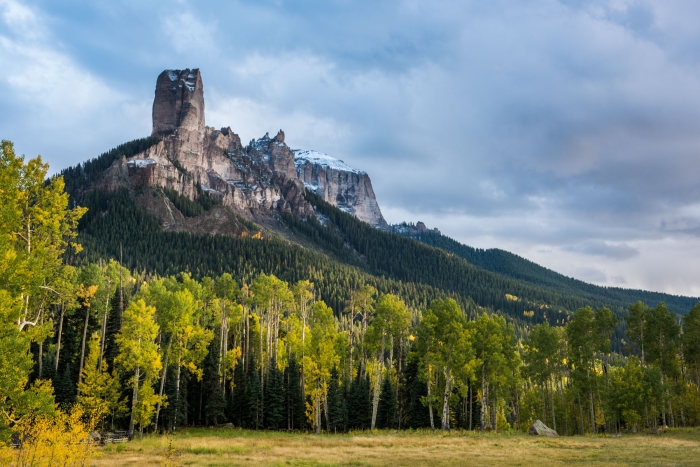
(529, 420), (558, 437)
(89, 431), (103, 445)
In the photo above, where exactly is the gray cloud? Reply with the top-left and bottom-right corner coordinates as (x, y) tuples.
(564, 241), (640, 261)
(3, 0), (700, 294)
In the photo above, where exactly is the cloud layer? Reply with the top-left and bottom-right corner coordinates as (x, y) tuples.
(3, 0), (700, 297)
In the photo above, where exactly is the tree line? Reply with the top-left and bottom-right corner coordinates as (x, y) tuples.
(2, 139), (700, 444)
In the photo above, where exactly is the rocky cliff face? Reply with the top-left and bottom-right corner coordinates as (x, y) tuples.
(106, 69), (311, 224)
(152, 69), (205, 138)
(294, 150), (388, 229)
(105, 68), (386, 231)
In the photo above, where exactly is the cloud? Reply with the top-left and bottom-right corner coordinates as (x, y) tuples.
(5, 0), (700, 295)
(571, 266), (608, 284)
(0, 0), (150, 170)
(564, 241), (640, 261)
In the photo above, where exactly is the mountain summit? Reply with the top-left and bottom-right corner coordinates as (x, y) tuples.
(294, 150), (387, 228)
(100, 68), (387, 232)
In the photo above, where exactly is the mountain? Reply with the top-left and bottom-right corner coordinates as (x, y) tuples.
(392, 221), (698, 314)
(89, 68), (386, 236)
(57, 68), (699, 348)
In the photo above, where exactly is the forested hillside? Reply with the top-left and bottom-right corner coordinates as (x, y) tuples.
(3, 138), (700, 460)
(394, 224), (697, 314)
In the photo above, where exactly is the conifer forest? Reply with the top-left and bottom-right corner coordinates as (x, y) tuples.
(3, 139), (700, 465)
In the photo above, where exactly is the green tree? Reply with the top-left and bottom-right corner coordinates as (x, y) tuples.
(626, 301), (649, 365)
(366, 294), (409, 430)
(683, 303), (700, 390)
(77, 333), (121, 429)
(414, 299), (474, 431)
(0, 141), (84, 437)
(303, 301), (338, 433)
(116, 299), (162, 438)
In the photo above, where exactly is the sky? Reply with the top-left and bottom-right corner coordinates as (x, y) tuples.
(2, 0), (700, 297)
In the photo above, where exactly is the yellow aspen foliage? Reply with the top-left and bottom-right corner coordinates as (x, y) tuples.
(77, 333), (123, 429)
(1, 406), (96, 466)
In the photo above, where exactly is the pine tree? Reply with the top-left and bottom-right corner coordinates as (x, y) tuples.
(231, 361), (247, 427)
(407, 361), (430, 429)
(284, 355), (305, 430)
(203, 336), (226, 426)
(205, 374), (226, 427)
(348, 374), (371, 430)
(55, 363), (76, 405)
(247, 360), (263, 429)
(103, 287), (123, 372)
(327, 370), (346, 432)
(264, 365), (284, 429)
(376, 376), (396, 429)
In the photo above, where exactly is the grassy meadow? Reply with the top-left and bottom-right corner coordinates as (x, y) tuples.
(94, 427), (700, 466)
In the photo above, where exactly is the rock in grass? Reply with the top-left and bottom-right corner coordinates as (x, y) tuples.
(529, 420), (558, 436)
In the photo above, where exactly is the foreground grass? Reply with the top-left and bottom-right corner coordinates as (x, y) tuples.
(94, 427), (700, 466)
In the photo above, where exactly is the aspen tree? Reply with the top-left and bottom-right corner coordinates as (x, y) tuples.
(116, 299), (162, 439)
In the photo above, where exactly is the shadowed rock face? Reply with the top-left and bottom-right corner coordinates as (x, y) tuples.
(294, 150), (388, 229)
(152, 69), (205, 137)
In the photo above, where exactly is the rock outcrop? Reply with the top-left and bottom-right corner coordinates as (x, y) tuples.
(152, 69), (205, 137)
(294, 150), (388, 229)
(106, 69), (313, 225)
(105, 68), (386, 231)
(391, 221), (441, 236)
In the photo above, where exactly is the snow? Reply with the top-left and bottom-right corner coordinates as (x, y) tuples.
(303, 182), (321, 192)
(166, 70), (179, 81)
(184, 80), (195, 91)
(127, 159), (156, 168)
(293, 150), (365, 175)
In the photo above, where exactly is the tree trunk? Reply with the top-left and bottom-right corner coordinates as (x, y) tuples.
(550, 378), (557, 433)
(441, 368), (451, 431)
(301, 313), (306, 404)
(77, 306), (90, 392)
(99, 294), (110, 371)
(480, 365), (486, 431)
(541, 383), (547, 425)
(174, 350), (182, 430)
(128, 365), (140, 440)
(38, 314), (43, 378)
(428, 378), (435, 430)
(324, 386), (330, 432)
(371, 360), (381, 430)
(589, 390), (596, 434)
(154, 336), (172, 432)
(578, 392), (585, 435)
(371, 337), (385, 430)
(349, 324), (353, 382)
(469, 382), (473, 431)
(55, 302), (65, 371)
(396, 337), (403, 429)
(315, 381), (321, 434)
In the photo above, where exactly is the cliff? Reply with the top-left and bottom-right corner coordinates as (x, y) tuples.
(294, 150), (388, 229)
(104, 68), (385, 232)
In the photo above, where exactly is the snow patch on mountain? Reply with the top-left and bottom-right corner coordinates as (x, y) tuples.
(293, 150), (365, 175)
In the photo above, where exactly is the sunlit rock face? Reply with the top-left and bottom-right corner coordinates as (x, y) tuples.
(106, 69), (311, 221)
(294, 150), (388, 229)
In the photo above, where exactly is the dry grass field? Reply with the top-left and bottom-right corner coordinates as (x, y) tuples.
(93, 427), (700, 466)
